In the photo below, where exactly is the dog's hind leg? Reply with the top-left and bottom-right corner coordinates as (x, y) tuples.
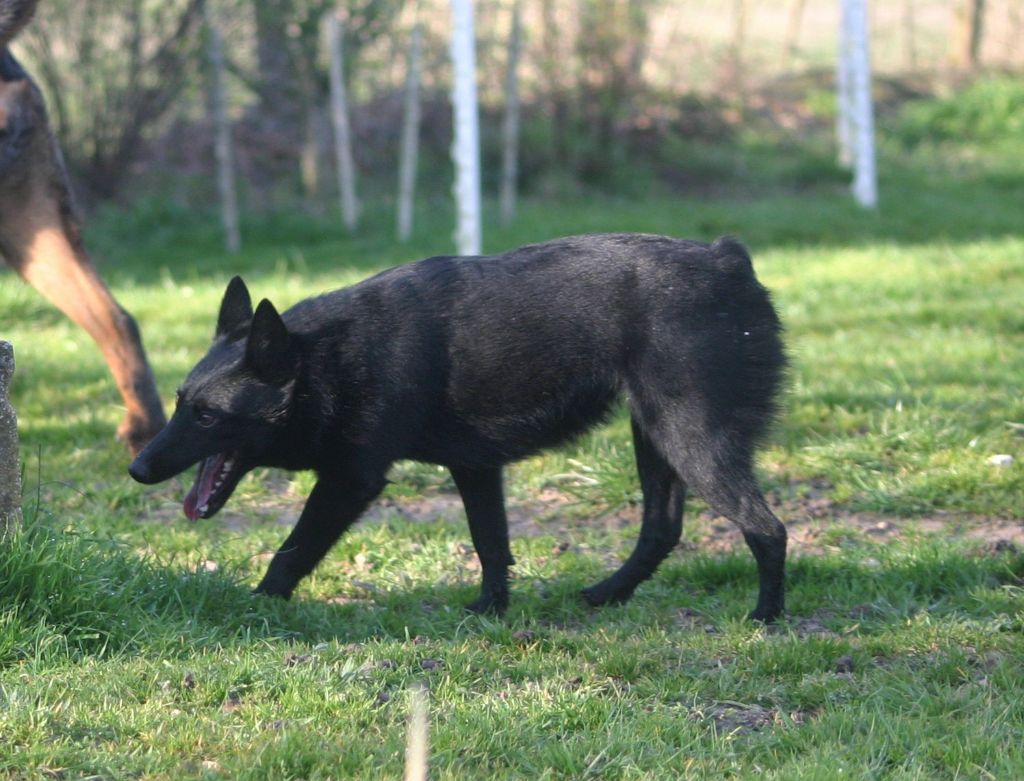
(694, 468), (786, 623)
(582, 417), (687, 607)
(255, 469), (387, 599)
(641, 410), (787, 622)
(450, 466), (515, 615)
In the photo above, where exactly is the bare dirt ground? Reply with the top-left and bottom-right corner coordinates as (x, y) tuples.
(369, 486), (1023, 557)
(174, 478), (1023, 560)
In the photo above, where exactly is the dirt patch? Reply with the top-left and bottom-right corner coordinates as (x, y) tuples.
(358, 486), (1023, 557)
(363, 486), (620, 540)
(696, 508), (1011, 557)
(139, 478), (1022, 556)
(689, 702), (812, 735)
(690, 483), (1023, 558)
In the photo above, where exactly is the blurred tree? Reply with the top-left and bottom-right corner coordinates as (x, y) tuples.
(575, 0), (652, 184)
(325, 8), (358, 230)
(18, 0), (205, 200)
(499, 0), (521, 227)
(949, 0), (986, 69)
(1009, 4), (1023, 65)
(205, 2), (240, 253)
(902, 0), (917, 70)
(246, 0), (401, 198)
(783, 0), (807, 68)
(836, 0), (854, 168)
(729, 0), (747, 97)
(397, 20), (422, 242)
(536, 0), (572, 175)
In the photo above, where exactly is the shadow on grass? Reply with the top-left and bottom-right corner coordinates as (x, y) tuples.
(2, 513), (1020, 668)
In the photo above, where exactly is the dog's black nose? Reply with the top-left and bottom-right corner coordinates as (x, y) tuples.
(128, 458), (152, 484)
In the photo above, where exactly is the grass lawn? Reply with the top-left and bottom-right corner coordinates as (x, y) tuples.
(0, 142), (1022, 777)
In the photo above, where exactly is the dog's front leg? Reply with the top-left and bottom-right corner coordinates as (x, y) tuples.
(254, 469), (387, 599)
(3, 186), (166, 454)
(450, 466), (515, 615)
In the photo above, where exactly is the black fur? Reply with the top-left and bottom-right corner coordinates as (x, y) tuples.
(1, 48), (28, 81)
(0, 0), (38, 49)
(130, 233), (788, 621)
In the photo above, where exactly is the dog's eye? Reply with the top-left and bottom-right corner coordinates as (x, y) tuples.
(195, 410), (218, 428)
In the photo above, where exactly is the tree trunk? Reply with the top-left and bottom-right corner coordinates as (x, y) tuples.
(21, 0), (205, 202)
(325, 9), (360, 232)
(783, 0), (807, 67)
(846, 0), (877, 208)
(300, 109), (321, 202)
(1007, 3), (1022, 64)
(449, 0), (482, 256)
(397, 22), (423, 243)
(253, 0), (302, 172)
(539, 0), (571, 173)
(731, 0), (748, 99)
(949, 0), (986, 69)
(0, 341), (21, 539)
(836, 0), (855, 169)
(902, 0), (917, 70)
(499, 0), (522, 227)
(206, 8), (241, 254)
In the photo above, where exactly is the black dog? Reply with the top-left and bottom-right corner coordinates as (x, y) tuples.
(129, 234), (788, 621)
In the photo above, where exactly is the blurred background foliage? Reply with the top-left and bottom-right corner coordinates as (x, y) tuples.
(9, 0), (1023, 214)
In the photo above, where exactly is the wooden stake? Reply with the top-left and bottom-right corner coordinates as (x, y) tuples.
(0, 341), (21, 538)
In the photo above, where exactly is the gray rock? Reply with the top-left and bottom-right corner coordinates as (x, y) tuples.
(0, 341), (22, 536)
(986, 454), (1014, 468)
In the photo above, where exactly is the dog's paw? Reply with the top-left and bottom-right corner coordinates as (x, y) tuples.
(465, 593), (508, 616)
(580, 580), (634, 607)
(116, 413), (165, 457)
(747, 606), (783, 624)
(252, 587), (291, 600)
(252, 579), (294, 600)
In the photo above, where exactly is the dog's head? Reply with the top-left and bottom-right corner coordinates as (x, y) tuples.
(129, 276), (299, 520)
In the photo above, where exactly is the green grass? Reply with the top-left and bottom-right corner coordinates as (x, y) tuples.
(1, 514), (1022, 778)
(1, 111), (1023, 776)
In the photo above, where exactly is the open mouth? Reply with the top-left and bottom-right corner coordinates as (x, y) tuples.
(183, 452), (243, 521)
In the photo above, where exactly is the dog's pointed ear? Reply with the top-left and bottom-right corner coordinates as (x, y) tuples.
(246, 299), (296, 385)
(216, 276), (253, 338)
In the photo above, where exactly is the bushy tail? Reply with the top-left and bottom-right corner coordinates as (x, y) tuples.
(709, 235), (788, 442)
(0, 0), (38, 49)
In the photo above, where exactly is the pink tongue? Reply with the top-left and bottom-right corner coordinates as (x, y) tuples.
(183, 455), (224, 521)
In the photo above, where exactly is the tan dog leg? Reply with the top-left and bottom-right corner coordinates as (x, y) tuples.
(1, 60), (165, 453)
(4, 194), (166, 454)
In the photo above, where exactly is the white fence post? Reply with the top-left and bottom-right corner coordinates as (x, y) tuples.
(840, 0), (878, 208)
(450, 0), (482, 256)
